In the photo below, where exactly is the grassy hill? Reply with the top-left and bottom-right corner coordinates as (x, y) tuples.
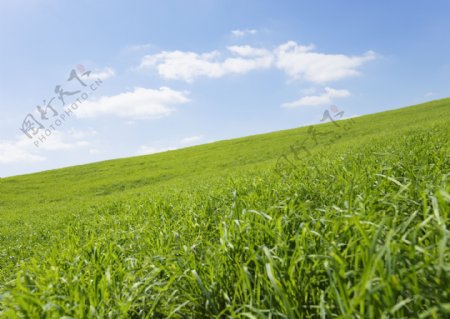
(0, 98), (449, 318)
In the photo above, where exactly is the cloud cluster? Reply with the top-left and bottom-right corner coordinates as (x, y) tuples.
(139, 47), (273, 83)
(139, 41), (376, 84)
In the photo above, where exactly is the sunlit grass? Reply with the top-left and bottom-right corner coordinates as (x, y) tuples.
(0, 99), (449, 318)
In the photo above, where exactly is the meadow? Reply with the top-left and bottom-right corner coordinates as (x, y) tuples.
(0, 99), (449, 318)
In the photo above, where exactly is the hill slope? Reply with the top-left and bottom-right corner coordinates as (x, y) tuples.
(0, 99), (449, 318)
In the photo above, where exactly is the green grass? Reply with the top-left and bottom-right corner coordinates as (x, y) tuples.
(0, 98), (449, 318)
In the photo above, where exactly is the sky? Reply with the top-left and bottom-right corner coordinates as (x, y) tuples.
(1, 0), (450, 177)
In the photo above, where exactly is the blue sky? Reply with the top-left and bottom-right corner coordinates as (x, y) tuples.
(1, 0), (450, 177)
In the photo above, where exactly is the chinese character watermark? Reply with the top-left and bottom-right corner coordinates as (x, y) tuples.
(19, 65), (103, 148)
(274, 105), (356, 178)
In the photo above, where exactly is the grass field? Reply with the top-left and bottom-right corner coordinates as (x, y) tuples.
(0, 99), (449, 318)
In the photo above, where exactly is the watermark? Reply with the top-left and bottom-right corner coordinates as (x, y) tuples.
(19, 65), (103, 148)
(274, 105), (356, 178)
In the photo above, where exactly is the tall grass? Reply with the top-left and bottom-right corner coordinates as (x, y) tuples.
(1, 121), (448, 318)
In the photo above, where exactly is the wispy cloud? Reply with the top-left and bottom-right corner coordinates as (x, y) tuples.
(36, 132), (90, 151)
(180, 135), (203, 145)
(123, 44), (152, 53)
(89, 148), (101, 155)
(0, 138), (45, 164)
(282, 87), (351, 108)
(0, 130), (92, 164)
(76, 87), (190, 119)
(89, 67), (115, 80)
(67, 128), (98, 140)
(136, 145), (176, 155)
(231, 29), (258, 37)
(137, 135), (205, 156)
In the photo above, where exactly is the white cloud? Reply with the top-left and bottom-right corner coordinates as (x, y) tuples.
(67, 128), (98, 139)
(221, 54), (272, 75)
(0, 138), (45, 164)
(300, 87), (318, 95)
(76, 87), (190, 119)
(0, 129), (92, 164)
(124, 44), (152, 52)
(27, 129), (91, 151)
(137, 135), (205, 156)
(139, 46), (273, 82)
(227, 45), (270, 57)
(282, 87), (351, 108)
(275, 41), (376, 83)
(139, 50), (222, 81)
(180, 135), (203, 145)
(231, 29), (258, 37)
(37, 132), (90, 151)
(88, 67), (115, 80)
(139, 41), (375, 84)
